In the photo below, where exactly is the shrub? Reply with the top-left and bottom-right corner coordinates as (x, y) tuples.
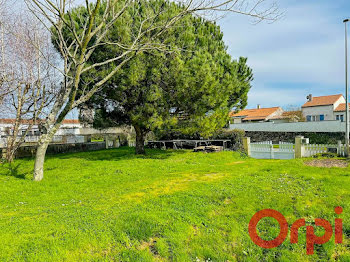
(212, 129), (245, 151)
(312, 152), (338, 158)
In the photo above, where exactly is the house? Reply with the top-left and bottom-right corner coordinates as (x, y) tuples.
(333, 103), (350, 122)
(230, 105), (283, 124)
(268, 111), (304, 123)
(0, 119), (82, 137)
(301, 94), (347, 122)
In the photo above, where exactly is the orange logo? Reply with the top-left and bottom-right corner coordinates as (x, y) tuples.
(248, 207), (343, 255)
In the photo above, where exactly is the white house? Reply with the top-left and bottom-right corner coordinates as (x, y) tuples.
(0, 119), (82, 137)
(301, 94), (346, 122)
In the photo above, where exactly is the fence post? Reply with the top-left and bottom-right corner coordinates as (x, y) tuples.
(338, 140), (342, 156)
(243, 137), (251, 156)
(295, 136), (304, 158)
(113, 138), (119, 148)
(105, 136), (109, 149)
(270, 144), (274, 159)
(84, 135), (92, 143)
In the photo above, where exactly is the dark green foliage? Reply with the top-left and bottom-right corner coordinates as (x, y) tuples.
(73, 0), (252, 153)
(212, 128), (245, 150)
(312, 152), (339, 158)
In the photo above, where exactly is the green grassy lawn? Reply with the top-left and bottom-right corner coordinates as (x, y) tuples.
(0, 147), (349, 261)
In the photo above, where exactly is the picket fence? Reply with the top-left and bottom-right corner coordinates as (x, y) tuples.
(249, 140), (346, 159)
(250, 141), (294, 160)
(303, 143), (346, 157)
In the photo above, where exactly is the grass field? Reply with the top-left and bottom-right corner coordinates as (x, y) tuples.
(0, 147), (349, 261)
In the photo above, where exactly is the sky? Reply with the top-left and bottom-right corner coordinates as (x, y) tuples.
(219, 0), (350, 109)
(12, 0), (350, 116)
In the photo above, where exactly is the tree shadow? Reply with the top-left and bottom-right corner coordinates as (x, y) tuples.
(56, 147), (188, 161)
(0, 162), (26, 179)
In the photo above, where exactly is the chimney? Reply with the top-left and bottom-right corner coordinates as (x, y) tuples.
(306, 94), (313, 102)
(257, 104), (261, 109)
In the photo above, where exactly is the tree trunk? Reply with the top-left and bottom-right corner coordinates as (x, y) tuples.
(6, 136), (15, 163)
(134, 125), (145, 155)
(33, 141), (49, 181)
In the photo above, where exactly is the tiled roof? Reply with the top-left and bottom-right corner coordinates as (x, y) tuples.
(334, 103), (350, 112)
(301, 94), (343, 108)
(62, 119), (80, 124)
(269, 111), (301, 120)
(230, 107), (281, 121)
(0, 119), (80, 125)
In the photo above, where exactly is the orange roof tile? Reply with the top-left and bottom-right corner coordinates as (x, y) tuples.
(335, 103), (350, 112)
(302, 94), (343, 108)
(230, 107), (281, 121)
(62, 119), (80, 124)
(0, 119), (80, 125)
(269, 111), (301, 120)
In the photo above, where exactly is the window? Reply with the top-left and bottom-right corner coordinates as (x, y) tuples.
(307, 115), (325, 122)
(336, 115), (344, 122)
(312, 115), (319, 121)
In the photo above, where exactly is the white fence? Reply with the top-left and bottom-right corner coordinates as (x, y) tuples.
(246, 136), (346, 160)
(0, 135), (87, 148)
(66, 135), (85, 144)
(250, 141), (295, 160)
(303, 143), (345, 157)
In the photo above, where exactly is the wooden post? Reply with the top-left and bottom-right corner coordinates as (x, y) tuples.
(243, 137), (251, 156)
(295, 136), (304, 158)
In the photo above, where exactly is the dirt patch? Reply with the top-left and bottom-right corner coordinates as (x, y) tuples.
(304, 159), (348, 168)
(226, 161), (245, 165)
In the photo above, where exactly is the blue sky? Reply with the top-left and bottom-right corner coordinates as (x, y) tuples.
(219, 0), (350, 109)
(16, 0), (350, 116)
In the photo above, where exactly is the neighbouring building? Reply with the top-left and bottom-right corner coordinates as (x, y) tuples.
(230, 105), (283, 124)
(268, 111), (303, 123)
(301, 94), (348, 122)
(0, 119), (82, 137)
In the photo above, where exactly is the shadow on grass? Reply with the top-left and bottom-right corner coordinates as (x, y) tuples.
(55, 146), (188, 161)
(0, 162), (26, 179)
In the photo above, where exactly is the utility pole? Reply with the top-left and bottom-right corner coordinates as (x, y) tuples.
(344, 19), (349, 156)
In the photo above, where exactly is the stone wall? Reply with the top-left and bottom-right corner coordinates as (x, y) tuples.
(13, 142), (106, 158)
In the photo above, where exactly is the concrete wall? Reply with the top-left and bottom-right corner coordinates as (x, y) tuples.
(79, 127), (133, 135)
(230, 120), (344, 133)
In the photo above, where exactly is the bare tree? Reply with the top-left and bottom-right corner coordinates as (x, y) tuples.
(24, 0), (281, 181)
(0, 0), (9, 100)
(0, 12), (58, 162)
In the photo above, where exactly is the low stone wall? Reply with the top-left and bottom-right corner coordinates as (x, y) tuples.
(14, 142), (106, 158)
(245, 131), (344, 144)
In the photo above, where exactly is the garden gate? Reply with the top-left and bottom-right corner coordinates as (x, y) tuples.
(250, 141), (295, 160)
